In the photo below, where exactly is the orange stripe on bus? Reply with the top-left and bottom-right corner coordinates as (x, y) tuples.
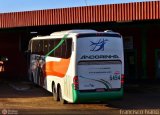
(43, 58), (70, 78)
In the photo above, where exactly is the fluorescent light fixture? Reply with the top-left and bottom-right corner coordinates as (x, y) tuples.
(30, 31), (38, 34)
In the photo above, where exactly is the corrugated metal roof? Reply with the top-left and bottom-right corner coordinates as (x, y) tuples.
(0, 1), (159, 28)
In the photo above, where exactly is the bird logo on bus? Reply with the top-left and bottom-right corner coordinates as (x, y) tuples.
(90, 39), (108, 51)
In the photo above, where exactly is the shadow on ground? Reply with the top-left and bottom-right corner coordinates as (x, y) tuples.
(0, 78), (51, 98)
(1, 77), (160, 110)
(106, 84), (160, 109)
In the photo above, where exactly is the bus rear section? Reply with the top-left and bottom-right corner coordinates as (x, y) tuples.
(73, 32), (124, 103)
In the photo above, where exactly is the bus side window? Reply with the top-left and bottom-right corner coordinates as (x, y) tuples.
(54, 39), (62, 58)
(43, 40), (49, 55)
(47, 38), (72, 58)
(65, 39), (72, 59)
(49, 39), (55, 57)
(32, 40), (39, 54)
(37, 40), (44, 55)
(61, 39), (67, 58)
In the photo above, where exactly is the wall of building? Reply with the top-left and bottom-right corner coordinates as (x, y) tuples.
(0, 22), (159, 82)
(147, 25), (160, 79)
(0, 31), (27, 80)
(115, 23), (160, 80)
(113, 27), (142, 80)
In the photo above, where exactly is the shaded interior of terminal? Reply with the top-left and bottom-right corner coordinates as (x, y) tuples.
(0, 20), (160, 85)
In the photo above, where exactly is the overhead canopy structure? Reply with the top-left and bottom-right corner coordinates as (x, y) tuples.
(0, 1), (159, 29)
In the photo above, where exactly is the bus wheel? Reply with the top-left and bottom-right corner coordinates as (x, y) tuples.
(59, 87), (67, 104)
(52, 84), (59, 101)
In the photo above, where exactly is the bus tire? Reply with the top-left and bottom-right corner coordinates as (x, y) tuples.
(52, 84), (59, 101)
(59, 86), (67, 104)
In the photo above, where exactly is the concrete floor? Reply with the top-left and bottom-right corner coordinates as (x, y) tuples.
(0, 79), (160, 115)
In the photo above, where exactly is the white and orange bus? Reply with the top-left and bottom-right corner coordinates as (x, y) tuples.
(27, 29), (124, 103)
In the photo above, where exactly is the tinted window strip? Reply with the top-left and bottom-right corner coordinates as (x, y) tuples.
(77, 33), (121, 38)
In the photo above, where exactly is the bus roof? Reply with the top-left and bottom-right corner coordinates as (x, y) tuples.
(31, 29), (121, 40)
(50, 29), (97, 36)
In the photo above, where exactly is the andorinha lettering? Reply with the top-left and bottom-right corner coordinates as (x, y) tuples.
(80, 55), (119, 59)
